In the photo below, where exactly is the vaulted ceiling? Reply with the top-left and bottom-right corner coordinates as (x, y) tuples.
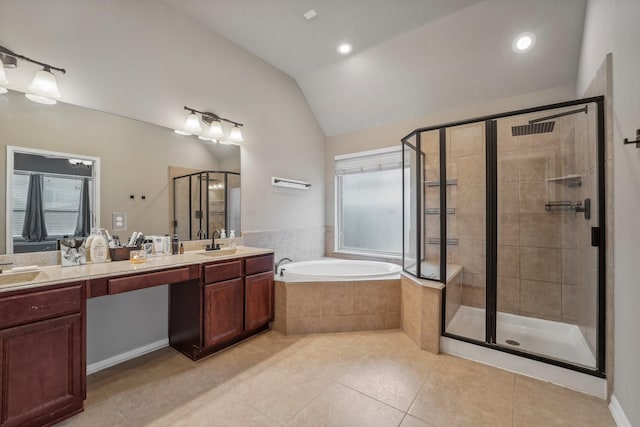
(165, 0), (587, 135)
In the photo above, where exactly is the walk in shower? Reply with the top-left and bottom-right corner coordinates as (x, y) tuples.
(402, 97), (605, 376)
(173, 171), (241, 241)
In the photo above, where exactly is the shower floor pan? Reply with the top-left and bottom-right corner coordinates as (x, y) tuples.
(446, 305), (596, 369)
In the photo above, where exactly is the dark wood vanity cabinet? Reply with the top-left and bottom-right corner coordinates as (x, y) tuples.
(204, 278), (244, 347)
(169, 253), (274, 360)
(245, 271), (275, 332)
(0, 283), (85, 427)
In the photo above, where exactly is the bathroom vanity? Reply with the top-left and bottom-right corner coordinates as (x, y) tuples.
(0, 247), (274, 427)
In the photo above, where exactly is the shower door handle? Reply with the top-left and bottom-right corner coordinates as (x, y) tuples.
(575, 198), (591, 220)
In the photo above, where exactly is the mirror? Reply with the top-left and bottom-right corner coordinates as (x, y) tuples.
(0, 89), (240, 254)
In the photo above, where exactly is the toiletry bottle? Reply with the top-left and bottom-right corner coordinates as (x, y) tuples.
(179, 242), (184, 254)
(85, 228), (97, 262)
(220, 229), (227, 239)
(172, 234), (179, 254)
(229, 230), (236, 248)
(91, 229), (108, 263)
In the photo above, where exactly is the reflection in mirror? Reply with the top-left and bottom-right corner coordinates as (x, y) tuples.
(6, 146), (100, 254)
(173, 171), (240, 241)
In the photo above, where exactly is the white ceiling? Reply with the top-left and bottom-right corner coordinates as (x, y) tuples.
(166, 0), (587, 136)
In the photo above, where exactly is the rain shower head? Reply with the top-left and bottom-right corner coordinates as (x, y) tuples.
(511, 105), (588, 137)
(511, 121), (555, 136)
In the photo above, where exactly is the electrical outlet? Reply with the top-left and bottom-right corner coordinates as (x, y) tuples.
(112, 212), (127, 231)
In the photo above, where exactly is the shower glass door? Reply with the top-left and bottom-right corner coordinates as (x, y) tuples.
(442, 122), (487, 342)
(494, 101), (601, 370)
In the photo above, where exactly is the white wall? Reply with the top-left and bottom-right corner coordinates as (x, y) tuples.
(0, 0), (325, 366)
(578, 1), (640, 425)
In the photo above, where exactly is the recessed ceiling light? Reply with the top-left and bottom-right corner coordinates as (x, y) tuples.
(303, 9), (317, 20)
(513, 32), (536, 53)
(337, 43), (353, 55)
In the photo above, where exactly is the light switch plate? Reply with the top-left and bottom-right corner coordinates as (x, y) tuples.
(112, 212), (127, 231)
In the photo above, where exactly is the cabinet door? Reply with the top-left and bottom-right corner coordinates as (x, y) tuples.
(0, 314), (84, 427)
(245, 271), (274, 332)
(204, 278), (244, 348)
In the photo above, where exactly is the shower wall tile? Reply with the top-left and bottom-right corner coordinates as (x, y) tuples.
(449, 125), (484, 157)
(497, 214), (519, 246)
(519, 150), (554, 182)
(498, 153), (520, 182)
(498, 183), (519, 214)
(497, 245), (519, 278)
(457, 185), (485, 214)
(562, 249), (577, 285)
(520, 279), (562, 321)
(455, 155), (485, 186)
(519, 182), (550, 214)
(520, 247), (561, 283)
(497, 277), (520, 313)
(561, 284), (578, 323)
(519, 214), (562, 248)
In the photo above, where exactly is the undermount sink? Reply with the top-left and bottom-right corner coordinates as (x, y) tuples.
(0, 270), (48, 286)
(196, 248), (240, 257)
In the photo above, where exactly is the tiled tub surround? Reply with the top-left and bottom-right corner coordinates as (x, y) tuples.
(273, 278), (401, 335)
(242, 227), (326, 263)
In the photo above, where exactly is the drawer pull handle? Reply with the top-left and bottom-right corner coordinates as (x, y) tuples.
(29, 304), (48, 311)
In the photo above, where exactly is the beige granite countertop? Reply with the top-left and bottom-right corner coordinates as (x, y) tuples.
(0, 246), (273, 294)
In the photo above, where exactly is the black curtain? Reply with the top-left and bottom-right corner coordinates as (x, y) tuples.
(21, 173), (48, 241)
(74, 178), (91, 237)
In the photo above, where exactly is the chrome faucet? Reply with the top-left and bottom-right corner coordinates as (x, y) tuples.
(206, 230), (221, 251)
(274, 257), (292, 275)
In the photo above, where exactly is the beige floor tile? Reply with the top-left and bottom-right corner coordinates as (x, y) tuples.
(400, 414), (437, 427)
(338, 353), (433, 411)
(284, 383), (405, 427)
(514, 376), (615, 426)
(57, 398), (131, 427)
(165, 393), (280, 427)
(409, 357), (515, 427)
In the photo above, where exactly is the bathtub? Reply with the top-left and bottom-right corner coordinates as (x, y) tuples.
(279, 259), (401, 281)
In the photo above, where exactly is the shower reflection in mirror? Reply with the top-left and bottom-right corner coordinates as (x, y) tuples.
(6, 146), (100, 253)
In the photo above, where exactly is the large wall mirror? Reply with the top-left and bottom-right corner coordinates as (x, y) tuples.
(0, 90), (240, 254)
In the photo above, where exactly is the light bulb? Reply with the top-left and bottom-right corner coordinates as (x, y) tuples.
(183, 112), (202, 133)
(174, 129), (192, 136)
(337, 43), (353, 55)
(26, 68), (61, 104)
(208, 119), (224, 138)
(229, 125), (243, 142)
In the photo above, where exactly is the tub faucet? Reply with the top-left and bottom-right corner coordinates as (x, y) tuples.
(206, 230), (221, 251)
(275, 257), (292, 275)
(0, 262), (13, 274)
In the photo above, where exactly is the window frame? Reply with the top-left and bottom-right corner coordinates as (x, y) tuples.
(334, 146), (403, 258)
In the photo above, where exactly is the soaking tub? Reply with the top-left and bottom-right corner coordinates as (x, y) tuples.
(278, 259), (401, 281)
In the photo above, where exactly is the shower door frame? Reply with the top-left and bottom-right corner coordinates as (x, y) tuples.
(401, 96), (606, 377)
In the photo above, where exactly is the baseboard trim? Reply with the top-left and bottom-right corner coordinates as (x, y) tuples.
(609, 395), (632, 427)
(87, 339), (169, 375)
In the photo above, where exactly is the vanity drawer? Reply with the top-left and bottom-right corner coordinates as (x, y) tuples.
(108, 267), (190, 294)
(0, 284), (83, 329)
(245, 254), (274, 275)
(203, 261), (242, 284)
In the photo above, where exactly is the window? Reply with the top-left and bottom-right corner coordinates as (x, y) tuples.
(12, 173), (90, 238)
(335, 147), (402, 256)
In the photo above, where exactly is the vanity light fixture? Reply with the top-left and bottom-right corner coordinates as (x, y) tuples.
(175, 106), (244, 144)
(0, 45), (66, 104)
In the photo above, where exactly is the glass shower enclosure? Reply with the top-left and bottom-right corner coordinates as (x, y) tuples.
(402, 97), (605, 376)
(173, 171), (240, 241)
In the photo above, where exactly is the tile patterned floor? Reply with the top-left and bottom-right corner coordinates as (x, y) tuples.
(58, 330), (616, 427)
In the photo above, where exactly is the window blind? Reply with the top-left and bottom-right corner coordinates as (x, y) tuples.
(335, 147), (402, 176)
